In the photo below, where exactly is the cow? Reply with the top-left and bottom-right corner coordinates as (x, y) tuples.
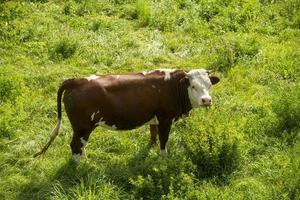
(33, 69), (220, 163)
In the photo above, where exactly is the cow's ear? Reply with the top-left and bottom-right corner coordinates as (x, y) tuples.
(209, 76), (220, 85)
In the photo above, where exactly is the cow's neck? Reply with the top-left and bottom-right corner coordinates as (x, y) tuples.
(179, 83), (192, 116)
(174, 73), (192, 117)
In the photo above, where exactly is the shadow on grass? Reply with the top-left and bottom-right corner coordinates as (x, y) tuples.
(104, 144), (154, 186)
(17, 142), (237, 199)
(102, 144), (170, 199)
(16, 159), (85, 200)
(16, 145), (153, 200)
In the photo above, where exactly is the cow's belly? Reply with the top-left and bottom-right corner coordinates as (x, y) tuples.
(93, 112), (156, 131)
(93, 90), (159, 130)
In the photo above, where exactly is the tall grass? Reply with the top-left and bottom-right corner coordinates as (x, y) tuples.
(0, 0), (299, 199)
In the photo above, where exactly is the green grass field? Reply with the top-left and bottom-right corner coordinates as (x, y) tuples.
(0, 0), (299, 199)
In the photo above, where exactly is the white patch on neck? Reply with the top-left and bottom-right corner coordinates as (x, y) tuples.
(95, 117), (117, 130)
(91, 112), (96, 121)
(142, 69), (176, 80)
(86, 75), (99, 81)
(91, 110), (100, 121)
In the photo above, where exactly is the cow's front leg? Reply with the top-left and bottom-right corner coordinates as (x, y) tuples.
(158, 120), (172, 155)
(149, 125), (158, 146)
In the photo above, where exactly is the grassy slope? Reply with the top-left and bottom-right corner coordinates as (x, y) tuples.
(0, 0), (299, 199)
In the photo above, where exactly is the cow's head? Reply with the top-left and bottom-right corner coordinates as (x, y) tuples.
(186, 69), (220, 107)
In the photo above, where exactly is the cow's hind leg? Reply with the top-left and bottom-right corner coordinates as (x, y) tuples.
(149, 125), (158, 146)
(70, 128), (93, 164)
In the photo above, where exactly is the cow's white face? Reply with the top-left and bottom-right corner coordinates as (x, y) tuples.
(187, 69), (219, 108)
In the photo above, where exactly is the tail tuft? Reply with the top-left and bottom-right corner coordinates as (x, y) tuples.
(33, 119), (62, 157)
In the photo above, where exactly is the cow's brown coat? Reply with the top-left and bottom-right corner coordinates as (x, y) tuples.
(33, 69), (219, 160)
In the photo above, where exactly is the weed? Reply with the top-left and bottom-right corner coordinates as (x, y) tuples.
(0, 67), (23, 104)
(270, 83), (300, 144)
(50, 38), (78, 60)
(136, 0), (151, 27)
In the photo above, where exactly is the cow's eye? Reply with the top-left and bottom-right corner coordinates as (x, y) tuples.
(192, 86), (195, 89)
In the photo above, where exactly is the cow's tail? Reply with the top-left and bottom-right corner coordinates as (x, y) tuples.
(33, 79), (73, 158)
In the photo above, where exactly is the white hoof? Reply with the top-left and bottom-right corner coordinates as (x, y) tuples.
(160, 149), (167, 156)
(72, 153), (81, 164)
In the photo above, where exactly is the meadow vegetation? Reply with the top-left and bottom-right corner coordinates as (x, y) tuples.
(0, 0), (299, 199)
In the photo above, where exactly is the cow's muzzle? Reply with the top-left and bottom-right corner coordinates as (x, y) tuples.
(201, 96), (212, 106)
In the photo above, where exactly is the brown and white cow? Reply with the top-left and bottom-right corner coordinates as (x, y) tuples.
(33, 69), (219, 163)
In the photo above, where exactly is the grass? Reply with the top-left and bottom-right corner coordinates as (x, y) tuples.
(0, 0), (299, 199)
